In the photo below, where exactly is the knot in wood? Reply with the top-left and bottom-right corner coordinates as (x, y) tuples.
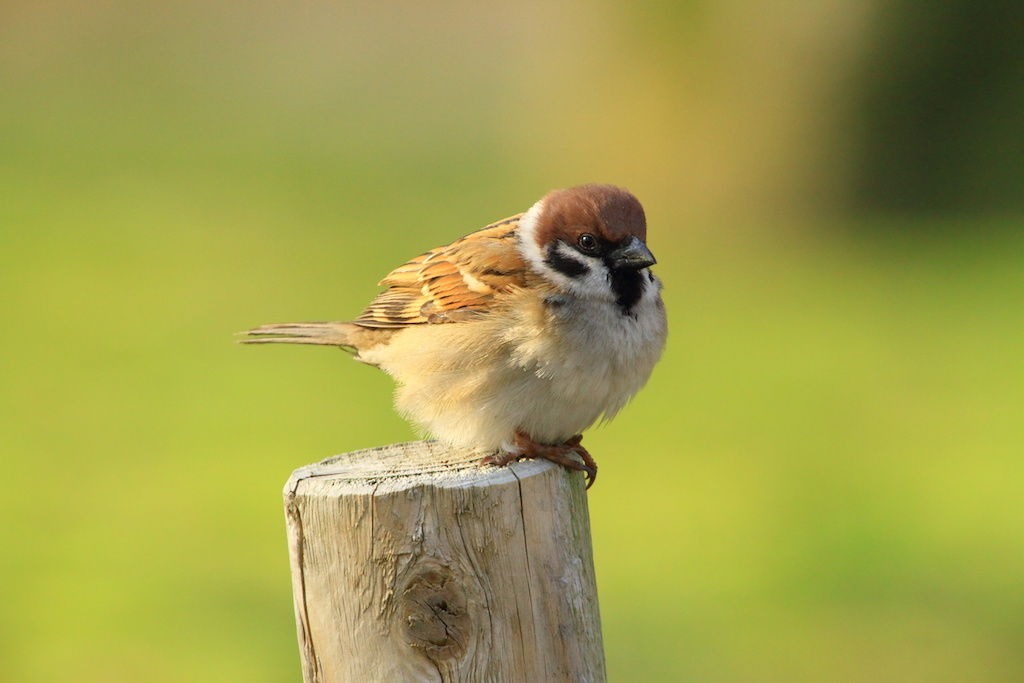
(401, 564), (469, 661)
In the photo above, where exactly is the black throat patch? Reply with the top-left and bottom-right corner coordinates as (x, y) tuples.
(609, 268), (644, 315)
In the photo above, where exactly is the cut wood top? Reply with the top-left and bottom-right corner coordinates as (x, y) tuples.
(285, 440), (560, 496)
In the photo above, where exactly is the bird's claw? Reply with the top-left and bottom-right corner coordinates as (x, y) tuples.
(479, 431), (598, 489)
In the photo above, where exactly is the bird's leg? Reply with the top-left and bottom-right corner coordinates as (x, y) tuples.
(480, 430), (598, 489)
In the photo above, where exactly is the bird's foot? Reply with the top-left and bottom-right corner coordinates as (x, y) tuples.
(480, 431), (597, 489)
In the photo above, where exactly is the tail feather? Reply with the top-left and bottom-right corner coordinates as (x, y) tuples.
(238, 322), (356, 347)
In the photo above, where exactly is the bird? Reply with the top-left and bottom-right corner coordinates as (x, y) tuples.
(240, 184), (667, 488)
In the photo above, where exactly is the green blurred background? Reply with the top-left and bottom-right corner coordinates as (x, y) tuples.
(2, 1), (1022, 681)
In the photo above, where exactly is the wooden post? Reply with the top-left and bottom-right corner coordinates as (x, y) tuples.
(284, 440), (606, 683)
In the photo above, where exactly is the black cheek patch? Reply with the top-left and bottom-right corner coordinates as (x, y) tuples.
(610, 269), (644, 315)
(545, 243), (590, 278)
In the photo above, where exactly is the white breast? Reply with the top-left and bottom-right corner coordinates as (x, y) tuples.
(363, 273), (667, 452)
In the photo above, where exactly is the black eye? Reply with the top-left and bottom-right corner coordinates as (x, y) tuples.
(578, 233), (598, 253)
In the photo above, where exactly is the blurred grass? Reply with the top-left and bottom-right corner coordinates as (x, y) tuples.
(593, 220), (1024, 681)
(2, 2), (1023, 682)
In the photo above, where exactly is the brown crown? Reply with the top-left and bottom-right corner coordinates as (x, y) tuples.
(533, 184), (647, 247)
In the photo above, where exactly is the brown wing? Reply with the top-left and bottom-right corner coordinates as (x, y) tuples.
(353, 215), (526, 328)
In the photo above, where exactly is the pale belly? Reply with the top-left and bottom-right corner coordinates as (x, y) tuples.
(363, 292), (667, 451)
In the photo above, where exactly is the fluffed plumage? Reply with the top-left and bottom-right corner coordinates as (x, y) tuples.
(241, 184), (668, 487)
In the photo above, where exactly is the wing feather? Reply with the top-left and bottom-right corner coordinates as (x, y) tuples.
(353, 215), (525, 328)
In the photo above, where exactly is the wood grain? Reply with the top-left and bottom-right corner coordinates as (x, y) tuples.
(284, 441), (605, 682)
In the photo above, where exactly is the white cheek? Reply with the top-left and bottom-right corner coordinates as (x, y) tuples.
(517, 210), (612, 298)
(515, 201), (547, 270)
(551, 242), (613, 300)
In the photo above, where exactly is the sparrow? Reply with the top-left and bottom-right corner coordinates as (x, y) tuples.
(241, 184), (667, 488)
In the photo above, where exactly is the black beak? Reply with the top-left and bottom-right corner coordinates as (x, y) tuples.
(608, 235), (656, 270)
